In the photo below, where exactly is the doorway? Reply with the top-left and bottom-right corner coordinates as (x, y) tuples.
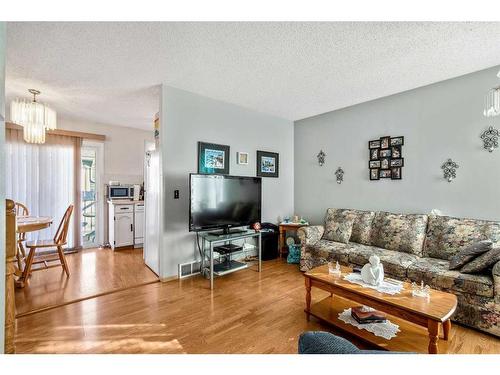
(81, 140), (104, 248)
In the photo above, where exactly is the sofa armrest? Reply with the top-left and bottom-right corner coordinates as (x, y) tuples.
(493, 260), (500, 303)
(297, 225), (324, 246)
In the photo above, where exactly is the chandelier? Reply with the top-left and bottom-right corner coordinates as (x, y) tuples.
(483, 70), (500, 117)
(10, 89), (57, 144)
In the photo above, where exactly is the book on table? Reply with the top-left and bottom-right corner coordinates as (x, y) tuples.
(351, 306), (387, 324)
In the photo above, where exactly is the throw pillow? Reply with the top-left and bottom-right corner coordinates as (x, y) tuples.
(323, 211), (355, 244)
(448, 240), (492, 270)
(460, 246), (500, 274)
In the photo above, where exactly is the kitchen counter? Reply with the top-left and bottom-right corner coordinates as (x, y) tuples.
(107, 200), (144, 205)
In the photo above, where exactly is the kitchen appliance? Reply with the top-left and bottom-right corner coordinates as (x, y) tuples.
(108, 184), (134, 200)
(189, 174), (262, 234)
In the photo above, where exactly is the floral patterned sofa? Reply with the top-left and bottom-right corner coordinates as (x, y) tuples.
(297, 208), (500, 337)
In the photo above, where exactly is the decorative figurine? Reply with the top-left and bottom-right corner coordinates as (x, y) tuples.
(361, 255), (384, 286)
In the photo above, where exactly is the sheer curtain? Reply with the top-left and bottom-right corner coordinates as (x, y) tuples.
(5, 128), (82, 249)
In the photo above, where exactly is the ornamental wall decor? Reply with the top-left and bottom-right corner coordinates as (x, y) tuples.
(335, 167), (344, 184)
(480, 126), (500, 152)
(368, 136), (404, 180)
(317, 150), (326, 166)
(442, 159), (459, 182)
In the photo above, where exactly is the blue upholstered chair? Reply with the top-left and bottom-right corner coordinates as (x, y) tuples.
(298, 331), (404, 354)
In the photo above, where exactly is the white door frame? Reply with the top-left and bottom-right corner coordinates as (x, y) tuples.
(82, 140), (105, 248)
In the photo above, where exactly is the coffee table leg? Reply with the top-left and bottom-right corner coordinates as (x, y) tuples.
(427, 320), (439, 354)
(443, 319), (451, 341)
(305, 277), (311, 321)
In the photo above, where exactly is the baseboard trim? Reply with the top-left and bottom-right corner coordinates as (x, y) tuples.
(16, 279), (160, 318)
(160, 275), (178, 283)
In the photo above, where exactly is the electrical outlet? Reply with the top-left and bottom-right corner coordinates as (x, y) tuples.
(174, 189), (179, 199)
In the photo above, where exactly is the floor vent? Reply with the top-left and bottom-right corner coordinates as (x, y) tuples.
(178, 260), (202, 279)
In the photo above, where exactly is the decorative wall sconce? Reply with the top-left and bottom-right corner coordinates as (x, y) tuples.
(441, 159), (459, 182)
(317, 150), (326, 166)
(480, 126), (500, 152)
(335, 167), (344, 184)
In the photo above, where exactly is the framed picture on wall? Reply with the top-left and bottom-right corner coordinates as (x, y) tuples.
(237, 152), (249, 165)
(370, 149), (379, 160)
(380, 169), (392, 178)
(256, 150), (279, 178)
(390, 136), (404, 146)
(380, 136), (390, 149)
(391, 167), (402, 180)
(369, 169), (380, 180)
(198, 141), (230, 174)
(369, 160), (381, 169)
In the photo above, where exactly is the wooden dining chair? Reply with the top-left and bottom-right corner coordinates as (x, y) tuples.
(23, 205), (74, 280)
(14, 202), (29, 269)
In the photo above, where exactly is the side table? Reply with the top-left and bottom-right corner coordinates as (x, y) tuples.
(278, 223), (309, 259)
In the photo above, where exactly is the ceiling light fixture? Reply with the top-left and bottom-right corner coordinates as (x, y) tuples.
(10, 89), (57, 144)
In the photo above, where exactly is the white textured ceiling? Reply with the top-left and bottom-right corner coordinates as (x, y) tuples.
(6, 22), (500, 130)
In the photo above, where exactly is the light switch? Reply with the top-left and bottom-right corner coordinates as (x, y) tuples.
(174, 190), (179, 199)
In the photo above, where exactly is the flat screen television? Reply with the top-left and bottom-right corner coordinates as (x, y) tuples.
(189, 174), (262, 233)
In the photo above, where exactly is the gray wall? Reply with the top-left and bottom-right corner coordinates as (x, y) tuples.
(0, 21), (6, 353)
(160, 86), (294, 278)
(295, 65), (500, 225)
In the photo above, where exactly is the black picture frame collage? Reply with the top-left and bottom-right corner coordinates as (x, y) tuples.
(368, 136), (404, 180)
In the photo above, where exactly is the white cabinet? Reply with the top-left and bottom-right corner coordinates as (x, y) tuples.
(134, 203), (145, 247)
(108, 203), (134, 249)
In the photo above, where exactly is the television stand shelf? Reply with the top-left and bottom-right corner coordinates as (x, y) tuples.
(198, 230), (261, 290)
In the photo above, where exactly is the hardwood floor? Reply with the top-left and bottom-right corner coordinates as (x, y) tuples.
(15, 260), (500, 354)
(15, 247), (158, 316)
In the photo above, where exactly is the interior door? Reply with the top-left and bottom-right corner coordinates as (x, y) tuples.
(144, 146), (160, 275)
(115, 213), (134, 247)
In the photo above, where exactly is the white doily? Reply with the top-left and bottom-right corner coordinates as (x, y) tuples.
(338, 308), (400, 340)
(343, 273), (403, 295)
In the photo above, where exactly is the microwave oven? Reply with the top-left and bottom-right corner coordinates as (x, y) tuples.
(108, 185), (134, 200)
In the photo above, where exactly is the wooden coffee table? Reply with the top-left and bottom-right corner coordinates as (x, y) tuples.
(304, 265), (458, 354)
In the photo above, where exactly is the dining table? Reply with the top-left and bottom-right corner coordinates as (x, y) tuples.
(16, 215), (53, 287)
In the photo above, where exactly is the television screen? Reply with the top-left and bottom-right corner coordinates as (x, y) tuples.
(189, 174), (262, 232)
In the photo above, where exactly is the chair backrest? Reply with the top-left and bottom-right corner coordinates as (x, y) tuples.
(15, 202), (29, 216)
(53, 205), (74, 245)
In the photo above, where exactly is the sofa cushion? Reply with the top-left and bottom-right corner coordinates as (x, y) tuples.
(407, 257), (494, 297)
(449, 240), (492, 270)
(460, 247), (500, 274)
(309, 239), (352, 264)
(347, 243), (419, 279)
(349, 210), (376, 245)
(370, 212), (428, 256)
(325, 209), (375, 245)
(424, 215), (500, 260)
(323, 210), (354, 243)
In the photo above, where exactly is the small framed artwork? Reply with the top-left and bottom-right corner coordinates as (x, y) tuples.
(237, 152), (249, 165)
(390, 158), (404, 167)
(369, 140), (381, 149)
(380, 136), (390, 149)
(391, 146), (401, 158)
(380, 169), (392, 178)
(369, 160), (381, 169)
(370, 169), (380, 180)
(256, 150), (279, 178)
(391, 167), (402, 180)
(198, 141), (230, 174)
(379, 149), (391, 158)
(380, 158), (390, 170)
(370, 149), (379, 160)
(390, 136), (404, 146)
